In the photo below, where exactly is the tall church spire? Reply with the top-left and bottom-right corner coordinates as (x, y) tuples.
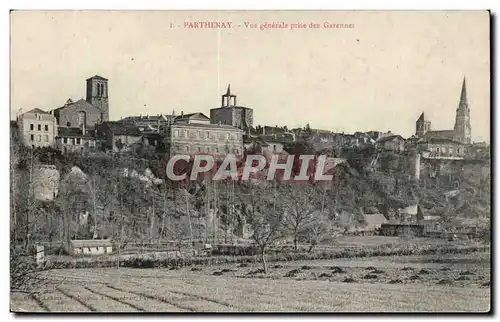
(459, 77), (468, 109)
(454, 76), (471, 144)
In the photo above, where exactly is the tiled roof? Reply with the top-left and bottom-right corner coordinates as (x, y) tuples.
(121, 114), (174, 122)
(419, 137), (464, 145)
(86, 75), (108, 81)
(70, 239), (112, 248)
(376, 135), (405, 143)
(53, 99), (97, 112)
(57, 127), (95, 138)
(362, 214), (388, 225)
(24, 108), (50, 115)
(174, 112), (210, 122)
(104, 122), (143, 136)
(173, 123), (241, 130)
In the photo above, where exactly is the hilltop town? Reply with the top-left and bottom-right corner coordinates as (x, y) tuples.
(10, 74), (491, 312)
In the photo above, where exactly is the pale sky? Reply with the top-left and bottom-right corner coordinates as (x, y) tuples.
(10, 10), (490, 142)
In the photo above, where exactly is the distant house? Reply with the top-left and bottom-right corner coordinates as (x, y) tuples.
(362, 213), (388, 231)
(95, 122), (143, 152)
(119, 113), (176, 134)
(55, 127), (96, 153)
(347, 213), (388, 235)
(376, 135), (406, 153)
(68, 239), (113, 256)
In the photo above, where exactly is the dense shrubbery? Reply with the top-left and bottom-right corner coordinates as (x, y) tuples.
(41, 243), (489, 270)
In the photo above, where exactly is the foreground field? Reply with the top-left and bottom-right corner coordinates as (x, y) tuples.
(11, 252), (490, 313)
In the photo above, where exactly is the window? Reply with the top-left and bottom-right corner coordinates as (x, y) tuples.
(97, 83), (101, 96)
(63, 138), (67, 144)
(198, 131), (203, 138)
(38, 124), (41, 131)
(101, 112), (104, 121)
(30, 134), (34, 141)
(73, 138), (76, 145)
(30, 124), (34, 130)
(436, 147), (440, 153)
(44, 125), (48, 131)
(197, 147), (201, 152)
(174, 130), (179, 137)
(37, 135), (41, 142)
(457, 148), (461, 154)
(449, 148), (453, 155)
(76, 138), (81, 145)
(206, 146), (210, 153)
(215, 147), (219, 153)
(186, 146), (190, 152)
(273, 145), (276, 152)
(44, 135), (48, 142)
(66, 122), (71, 127)
(206, 131), (210, 139)
(185, 130), (189, 138)
(78, 111), (87, 129)
(226, 133), (229, 140)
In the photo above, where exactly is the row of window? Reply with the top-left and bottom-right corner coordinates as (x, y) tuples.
(430, 146), (461, 154)
(30, 124), (49, 132)
(30, 134), (49, 142)
(173, 129), (240, 141)
(61, 137), (87, 145)
(174, 145), (240, 154)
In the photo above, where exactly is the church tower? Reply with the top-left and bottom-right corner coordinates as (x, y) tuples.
(415, 112), (431, 137)
(453, 77), (472, 144)
(221, 84), (237, 107)
(86, 75), (109, 122)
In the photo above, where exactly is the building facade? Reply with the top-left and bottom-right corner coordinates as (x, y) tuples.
(415, 77), (472, 144)
(165, 112), (244, 157)
(17, 108), (58, 148)
(95, 122), (143, 153)
(376, 135), (406, 153)
(55, 127), (96, 154)
(416, 137), (466, 159)
(210, 85), (254, 132)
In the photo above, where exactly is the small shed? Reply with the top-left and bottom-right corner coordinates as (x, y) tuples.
(68, 239), (113, 256)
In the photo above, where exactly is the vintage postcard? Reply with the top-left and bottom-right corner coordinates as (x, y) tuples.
(9, 10), (491, 313)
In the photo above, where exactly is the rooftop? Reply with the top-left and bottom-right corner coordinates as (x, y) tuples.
(102, 122), (143, 136)
(57, 127), (95, 138)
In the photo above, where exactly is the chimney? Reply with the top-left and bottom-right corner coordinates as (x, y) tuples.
(181, 111), (184, 117)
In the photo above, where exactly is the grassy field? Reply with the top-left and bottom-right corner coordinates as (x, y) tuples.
(11, 251), (490, 313)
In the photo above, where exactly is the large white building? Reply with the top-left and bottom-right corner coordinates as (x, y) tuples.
(17, 108), (58, 148)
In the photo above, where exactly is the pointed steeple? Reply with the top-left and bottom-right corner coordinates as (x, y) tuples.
(459, 77), (468, 108)
(454, 76), (472, 144)
(417, 112), (425, 122)
(221, 84), (237, 107)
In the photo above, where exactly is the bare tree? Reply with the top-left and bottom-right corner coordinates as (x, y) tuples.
(281, 184), (323, 250)
(240, 182), (284, 273)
